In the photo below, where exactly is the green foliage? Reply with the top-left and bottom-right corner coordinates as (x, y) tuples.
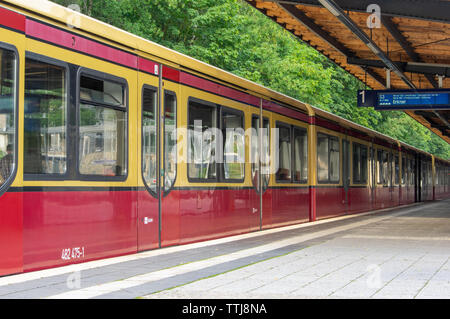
(50, 0), (450, 159)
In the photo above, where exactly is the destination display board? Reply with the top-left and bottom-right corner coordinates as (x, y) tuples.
(357, 89), (450, 110)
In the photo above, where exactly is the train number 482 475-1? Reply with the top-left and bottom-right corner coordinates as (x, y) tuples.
(61, 247), (85, 261)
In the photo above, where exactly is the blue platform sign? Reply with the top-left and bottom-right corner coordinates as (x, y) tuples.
(357, 89), (450, 110)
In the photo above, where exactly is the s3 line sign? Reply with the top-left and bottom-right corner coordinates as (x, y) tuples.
(357, 89), (450, 110)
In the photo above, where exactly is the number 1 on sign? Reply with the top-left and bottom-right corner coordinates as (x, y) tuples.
(359, 90), (365, 104)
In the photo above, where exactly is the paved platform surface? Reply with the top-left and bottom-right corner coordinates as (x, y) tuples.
(0, 199), (449, 299)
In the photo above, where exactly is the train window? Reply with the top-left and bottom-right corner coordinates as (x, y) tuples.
(251, 116), (259, 188)
(317, 133), (340, 183)
(401, 156), (406, 185)
(222, 108), (245, 181)
(352, 142), (367, 184)
(24, 58), (67, 175)
(142, 87), (157, 194)
(78, 73), (127, 177)
(0, 48), (16, 186)
(394, 155), (399, 185)
(293, 127), (307, 183)
(317, 134), (329, 182)
(383, 152), (389, 186)
(261, 118), (270, 189)
(164, 91), (177, 192)
(188, 99), (217, 181)
(409, 159), (415, 186)
(329, 136), (340, 183)
(80, 75), (124, 107)
(428, 162), (432, 186)
(377, 150), (383, 184)
(276, 123), (291, 182)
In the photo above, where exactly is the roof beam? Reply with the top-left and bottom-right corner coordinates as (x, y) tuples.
(275, 2), (387, 87)
(381, 16), (439, 88)
(347, 57), (450, 78)
(317, 0), (450, 135)
(268, 0), (450, 23)
(317, 0), (415, 89)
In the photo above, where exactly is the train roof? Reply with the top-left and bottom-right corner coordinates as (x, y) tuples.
(1, 0), (449, 163)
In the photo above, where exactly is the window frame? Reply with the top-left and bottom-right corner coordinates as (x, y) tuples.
(76, 67), (129, 182)
(187, 97), (219, 183)
(352, 141), (368, 185)
(23, 52), (70, 181)
(317, 132), (340, 184)
(394, 154), (400, 185)
(187, 97), (246, 184)
(251, 115), (272, 191)
(275, 121), (293, 183)
(0, 42), (19, 197)
(141, 84), (158, 198)
(220, 105), (245, 183)
(401, 155), (407, 185)
(163, 89), (177, 196)
(251, 114), (260, 191)
(292, 125), (308, 184)
(261, 117), (271, 190)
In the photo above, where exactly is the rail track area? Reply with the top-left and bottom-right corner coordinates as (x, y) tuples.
(0, 199), (449, 299)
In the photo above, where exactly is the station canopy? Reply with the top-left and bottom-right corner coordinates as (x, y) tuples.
(246, 0), (450, 143)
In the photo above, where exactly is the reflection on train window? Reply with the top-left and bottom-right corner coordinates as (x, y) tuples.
(383, 151), (390, 186)
(329, 136), (340, 182)
(222, 109), (244, 181)
(409, 159), (415, 186)
(317, 134), (329, 182)
(251, 116), (270, 190)
(24, 58), (66, 175)
(401, 156), (406, 185)
(78, 74), (126, 177)
(394, 155), (399, 185)
(164, 91), (177, 191)
(80, 75), (124, 107)
(276, 123), (291, 182)
(251, 116), (259, 188)
(142, 87), (157, 193)
(188, 100), (217, 181)
(386, 153), (394, 186)
(0, 48), (16, 185)
(352, 142), (367, 184)
(261, 118), (270, 189)
(293, 127), (307, 183)
(317, 133), (340, 183)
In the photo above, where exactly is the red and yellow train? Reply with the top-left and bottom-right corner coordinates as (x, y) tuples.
(0, 0), (449, 276)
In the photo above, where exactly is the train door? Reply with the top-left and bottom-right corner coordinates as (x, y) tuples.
(342, 139), (350, 213)
(0, 37), (23, 276)
(137, 65), (180, 250)
(159, 76), (179, 247)
(137, 66), (161, 251)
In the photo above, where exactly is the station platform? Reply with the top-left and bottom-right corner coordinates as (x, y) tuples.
(0, 199), (449, 299)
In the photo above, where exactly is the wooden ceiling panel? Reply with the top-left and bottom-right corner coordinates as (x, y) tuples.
(247, 0), (450, 142)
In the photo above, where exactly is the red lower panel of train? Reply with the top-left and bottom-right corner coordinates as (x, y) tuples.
(435, 185), (450, 200)
(0, 184), (448, 276)
(0, 192), (23, 276)
(316, 187), (346, 219)
(22, 190), (138, 272)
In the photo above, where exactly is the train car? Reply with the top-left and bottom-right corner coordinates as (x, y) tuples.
(0, 0), (449, 277)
